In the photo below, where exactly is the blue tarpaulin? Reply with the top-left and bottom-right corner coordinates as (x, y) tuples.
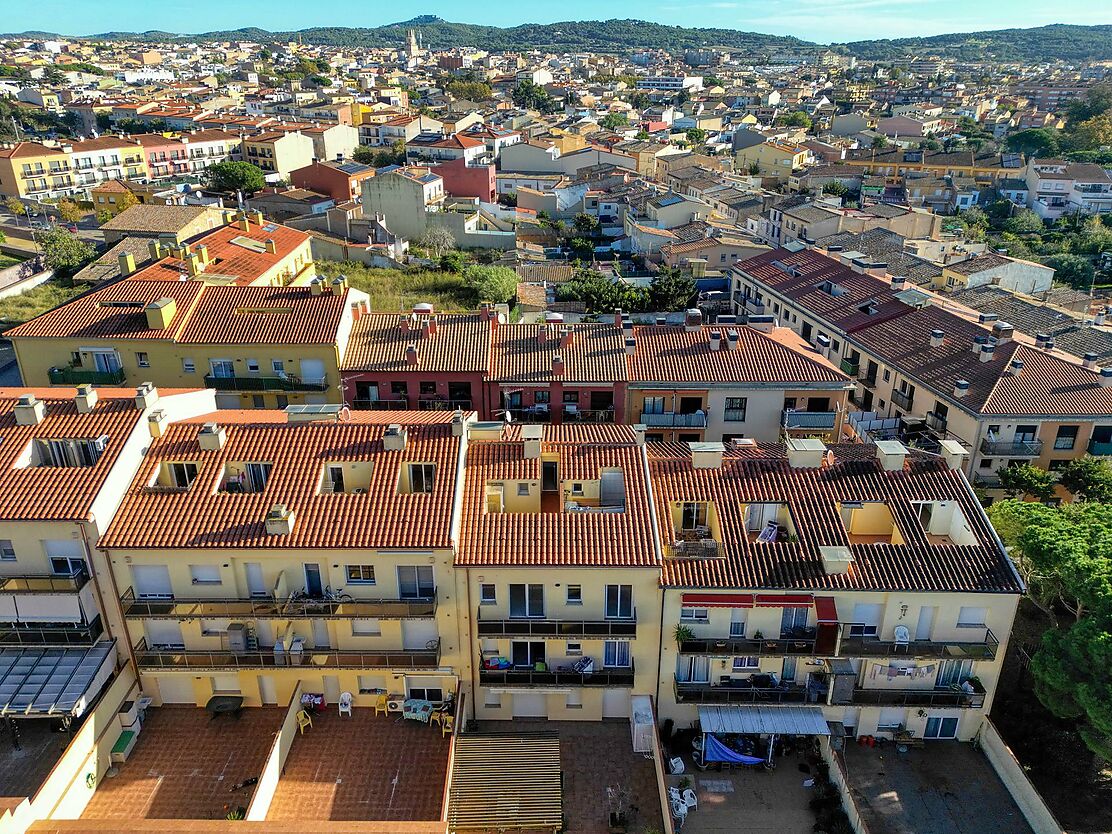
(703, 734), (766, 765)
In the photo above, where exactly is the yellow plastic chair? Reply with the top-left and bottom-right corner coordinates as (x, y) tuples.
(441, 714), (454, 737)
(296, 709), (313, 734)
(373, 694), (389, 717)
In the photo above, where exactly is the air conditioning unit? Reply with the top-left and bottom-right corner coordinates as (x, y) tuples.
(386, 695), (405, 713)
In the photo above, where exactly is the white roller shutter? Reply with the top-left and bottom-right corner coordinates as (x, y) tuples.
(133, 565), (173, 599)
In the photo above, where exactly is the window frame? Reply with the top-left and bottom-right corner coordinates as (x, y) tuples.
(345, 564), (376, 585)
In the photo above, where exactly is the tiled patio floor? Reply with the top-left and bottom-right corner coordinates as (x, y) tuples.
(0, 719), (70, 812)
(669, 756), (816, 833)
(81, 706), (283, 820)
(479, 720), (664, 834)
(266, 709), (450, 822)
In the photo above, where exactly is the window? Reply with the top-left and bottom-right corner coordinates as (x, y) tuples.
(35, 437), (107, 468)
(567, 641), (583, 655)
(346, 565), (376, 584)
(957, 606), (987, 628)
(680, 606), (709, 622)
(420, 381), (436, 396)
(724, 397), (747, 422)
(1054, 426), (1078, 450)
(390, 381), (408, 397)
(781, 606), (809, 634)
(397, 565), (434, 599)
(517, 483), (530, 496)
(680, 502), (708, 530)
(883, 369), (891, 382)
(563, 391), (579, 403)
(510, 584), (545, 618)
(210, 359), (235, 378)
(190, 564), (222, 585)
(251, 395), (265, 409)
(276, 395), (288, 409)
(480, 583), (496, 604)
(136, 351), (150, 368)
(605, 584), (633, 619)
(272, 360), (286, 374)
(732, 656), (759, 670)
(168, 462), (197, 488)
(849, 602), (882, 637)
(408, 686), (444, 702)
(0, 539), (14, 561)
(409, 463), (435, 494)
(729, 610), (746, 637)
(352, 618), (381, 635)
(534, 390), (550, 404)
(182, 358), (195, 374)
(604, 640), (631, 667)
(70, 351), (81, 366)
(566, 585), (582, 605)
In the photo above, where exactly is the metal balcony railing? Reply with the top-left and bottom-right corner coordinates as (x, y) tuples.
(1088, 439), (1112, 456)
(639, 411), (708, 428)
(0, 617), (103, 646)
(782, 410), (838, 430)
(477, 610), (637, 638)
(204, 374), (329, 393)
(980, 438), (1043, 457)
(837, 626), (998, 661)
(890, 390), (914, 411)
(924, 412), (948, 433)
(417, 399), (472, 411)
(120, 587), (437, 620)
(352, 398), (407, 411)
(563, 409), (616, 423)
(839, 358), (860, 375)
(973, 471), (1003, 488)
(0, 573), (89, 593)
(844, 687), (985, 709)
(49, 366), (126, 385)
(679, 634), (817, 656)
(133, 636), (441, 670)
(479, 666), (635, 688)
(673, 677), (814, 704)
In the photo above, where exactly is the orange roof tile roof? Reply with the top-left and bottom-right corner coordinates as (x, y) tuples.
(491, 323), (627, 383)
(176, 285), (350, 346)
(101, 414), (462, 550)
(0, 142), (67, 159)
(341, 313), (492, 372)
(648, 442), (1023, 593)
(456, 425), (658, 567)
(0, 393), (144, 521)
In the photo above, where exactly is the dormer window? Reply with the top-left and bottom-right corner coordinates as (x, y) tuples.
(744, 503), (797, 542)
(407, 463), (436, 494)
(31, 437), (107, 468)
(165, 462), (198, 489)
(680, 501), (709, 531)
(839, 501), (903, 545)
(221, 462), (272, 493)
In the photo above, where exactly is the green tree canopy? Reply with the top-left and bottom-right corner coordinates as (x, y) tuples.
(444, 79), (492, 101)
(554, 269), (648, 314)
(206, 161), (266, 195)
(1006, 128), (1060, 157)
(648, 267), (697, 311)
(1003, 209), (1045, 235)
(462, 264), (518, 304)
(599, 112), (629, 130)
(996, 462), (1057, 501)
(685, 127), (708, 146)
(1044, 253), (1095, 291)
(1057, 457), (1112, 503)
(38, 228), (95, 277)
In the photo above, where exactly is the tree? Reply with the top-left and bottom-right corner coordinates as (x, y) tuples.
(445, 79), (492, 101)
(56, 199), (84, 224)
(1007, 128), (1060, 157)
(919, 138), (942, 151)
(1003, 209), (1045, 235)
(567, 237), (594, 261)
(648, 267), (697, 311)
(462, 264), (518, 304)
(5, 196), (25, 221)
(1067, 115), (1112, 153)
(685, 127), (707, 146)
(352, 145), (376, 165)
(573, 213), (600, 238)
(599, 112), (629, 130)
(38, 228), (95, 277)
(996, 463), (1057, 501)
(870, 135), (889, 149)
(206, 161), (266, 195)
(511, 80), (556, 113)
(439, 250), (467, 274)
(1057, 457), (1112, 503)
(822, 181), (848, 197)
(416, 227), (456, 260)
(555, 269), (648, 314)
(747, 161), (761, 176)
(1044, 253), (1095, 291)
(777, 111), (812, 130)
(1066, 84), (1112, 127)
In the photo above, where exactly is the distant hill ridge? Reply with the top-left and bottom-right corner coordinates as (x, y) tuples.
(6, 18), (1112, 63)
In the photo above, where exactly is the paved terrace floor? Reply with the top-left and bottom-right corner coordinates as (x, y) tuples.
(81, 706), (283, 821)
(844, 740), (1035, 834)
(479, 720), (664, 834)
(266, 709), (449, 822)
(0, 719), (70, 813)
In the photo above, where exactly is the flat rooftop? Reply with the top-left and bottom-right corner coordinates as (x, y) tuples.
(266, 709), (449, 822)
(81, 706), (283, 821)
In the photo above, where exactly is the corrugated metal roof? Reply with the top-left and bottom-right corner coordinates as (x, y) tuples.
(698, 705), (830, 736)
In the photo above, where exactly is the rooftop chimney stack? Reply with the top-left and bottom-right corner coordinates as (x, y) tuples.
(613, 308), (623, 326)
(954, 379), (970, 398)
(14, 394), (45, 426)
(624, 337), (636, 355)
(930, 329), (944, 348)
(709, 329), (722, 351)
(552, 355), (565, 376)
(1100, 367), (1112, 388)
(1006, 359), (1023, 375)
(118, 251), (136, 276)
(684, 308), (703, 332)
(198, 422), (226, 450)
(979, 343), (995, 363)
(890, 275), (908, 291)
(1083, 352), (1099, 371)
(382, 424), (407, 451)
(538, 324), (548, 343)
(561, 327), (574, 348)
(726, 330), (739, 350)
(405, 344), (419, 365)
(264, 238), (277, 255)
(992, 321), (1014, 343)
(74, 384), (98, 414)
(1035, 333), (1050, 349)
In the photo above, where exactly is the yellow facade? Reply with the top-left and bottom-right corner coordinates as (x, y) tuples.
(0, 146), (75, 199)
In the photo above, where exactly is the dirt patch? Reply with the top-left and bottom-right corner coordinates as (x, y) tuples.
(991, 600), (1112, 834)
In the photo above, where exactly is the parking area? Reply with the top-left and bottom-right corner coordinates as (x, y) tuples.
(843, 741), (1035, 834)
(0, 720), (70, 813)
(266, 708), (450, 822)
(80, 706), (282, 821)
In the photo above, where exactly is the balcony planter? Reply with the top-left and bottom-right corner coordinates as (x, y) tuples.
(673, 624), (695, 647)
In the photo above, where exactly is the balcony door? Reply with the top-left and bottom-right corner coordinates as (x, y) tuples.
(398, 565), (435, 599)
(210, 359), (235, 378)
(676, 655), (710, 683)
(924, 716), (959, 739)
(511, 640), (545, 668)
(92, 351), (122, 373)
(509, 584), (545, 618)
(935, 659), (973, 689)
(605, 584), (633, 619)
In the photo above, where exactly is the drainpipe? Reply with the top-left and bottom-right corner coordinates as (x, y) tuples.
(639, 442), (666, 709)
(80, 515), (138, 680)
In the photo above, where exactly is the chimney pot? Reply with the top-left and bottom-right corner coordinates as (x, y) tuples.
(979, 343), (995, 363)
(1100, 367), (1112, 387)
(405, 343), (419, 365)
(709, 329), (722, 351)
(954, 379), (970, 397)
(726, 330), (739, 350)
(624, 337), (636, 355)
(1083, 352), (1099, 370)
(552, 355), (565, 376)
(930, 329), (944, 348)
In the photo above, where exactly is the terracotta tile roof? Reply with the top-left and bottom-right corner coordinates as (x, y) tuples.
(98, 204), (222, 236)
(0, 142), (67, 159)
(628, 325), (849, 386)
(456, 425), (658, 567)
(100, 414), (462, 550)
(4, 280), (203, 340)
(341, 313), (492, 372)
(946, 253), (1012, 276)
(649, 442), (1022, 593)
(491, 323), (628, 383)
(0, 393), (144, 521)
(176, 285), (350, 346)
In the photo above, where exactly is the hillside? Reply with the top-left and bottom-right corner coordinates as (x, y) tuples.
(6, 19), (1112, 63)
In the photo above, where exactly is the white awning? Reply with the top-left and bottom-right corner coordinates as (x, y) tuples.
(0, 641), (116, 718)
(698, 704), (831, 736)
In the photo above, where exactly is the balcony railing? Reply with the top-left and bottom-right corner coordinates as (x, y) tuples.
(353, 398), (407, 411)
(673, 677), (815, 704)
(507, 408), (551, 423)
(844, 687), (985, 709)
(973, 471), (1003, 488)
(839, 358), (860, 375)
(477, 611), (637, 638)
(920, 413), (947, 433)
(120, 587), (437, 620)
(204, 374), (329, 393)
(639, 411), (708, 428)
(890, 390), (914, 411)
(0, 573), (89, 593)
(838, 627), (998, 661)
(679, 634), (817, 656)
(49, 366), (126, 385)
(980, 438), (1043, 457)
(479, 666), (635, 688)
(0, 617), (103, 646)
(418, 399), (472, 411)
(859, 369), (878, 386)
(1088, 439), (1112, 456)
(133, 637), (441, 670)
(782, 410), (838, 430)
(564, 408), (616, 423)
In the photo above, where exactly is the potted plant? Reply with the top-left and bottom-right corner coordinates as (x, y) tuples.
(673, 623), (695, 647)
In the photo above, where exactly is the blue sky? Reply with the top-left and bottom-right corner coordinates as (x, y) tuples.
(10, 0), (1112, 44)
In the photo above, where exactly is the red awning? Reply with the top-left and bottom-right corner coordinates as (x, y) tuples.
(681, 593), (755, 608)
(814, 596), (839, 624)
(755, 594), (814, 608)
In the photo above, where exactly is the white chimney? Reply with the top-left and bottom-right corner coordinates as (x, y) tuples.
(709, 329), (722, 351)
(1100, 367), (1112, 388)
(930, 329), (944, 348)
(875, 439), (908, 471)
(14, 394), (46, 426)
(198, 422), (226, 450)
(684, 308), (703, 332)
(819, 545), (854, 576)
(624, 337), (637, 355)
(785, 437), (827, 468)
(522, 423), (543, 459)
(954, 379), (970, 398)
(264, 504), (295, 536)
(74, 384), (98, 414)
(1006, 359), (1023, 375)
(939, 439), (967, 471)
(690, 441), (725, 469)
(992, 321), (1014, 343)
(383, 424), (407, 450)
(979, 343), (995, 363)
(134, 382), (159, 410)
(726, 331), (740, 350)
(1083, 352), (1099, 371)
(632, 424), (646, 446)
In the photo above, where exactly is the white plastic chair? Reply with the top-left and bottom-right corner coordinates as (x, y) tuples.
(671, 798), (689, 825)
(338, 691), (353, 717)
(669, 756), (685, 775)
(668, 786), (682, 804)
(893, 625), (911, 653)
(682, 788), (698, 810)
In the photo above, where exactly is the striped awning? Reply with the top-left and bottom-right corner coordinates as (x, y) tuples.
(448, 732), (562, 832)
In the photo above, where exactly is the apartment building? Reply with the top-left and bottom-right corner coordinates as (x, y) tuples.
(360, 166), (446, 240)
(7, 261), (359, 410)
(290, 158), (376, 202)
(648, 438), (1022, 741)
(97, 409), (464, 707)
(68, 136), (150, 194)
(242, 130), (315, 180)
(0, 141), (77, 200)
(932, 252), (1053, 296)
(734, 141), (810, 183)
(840, 148), (1022, 182)
(1025, 158), (1112, 219)
(458, 422), (660, 721)
(138, 129), (242, 181)
(359, 113), (444, 147)
(405, 132), (487, 166)
(730, 246), (1112, 497)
